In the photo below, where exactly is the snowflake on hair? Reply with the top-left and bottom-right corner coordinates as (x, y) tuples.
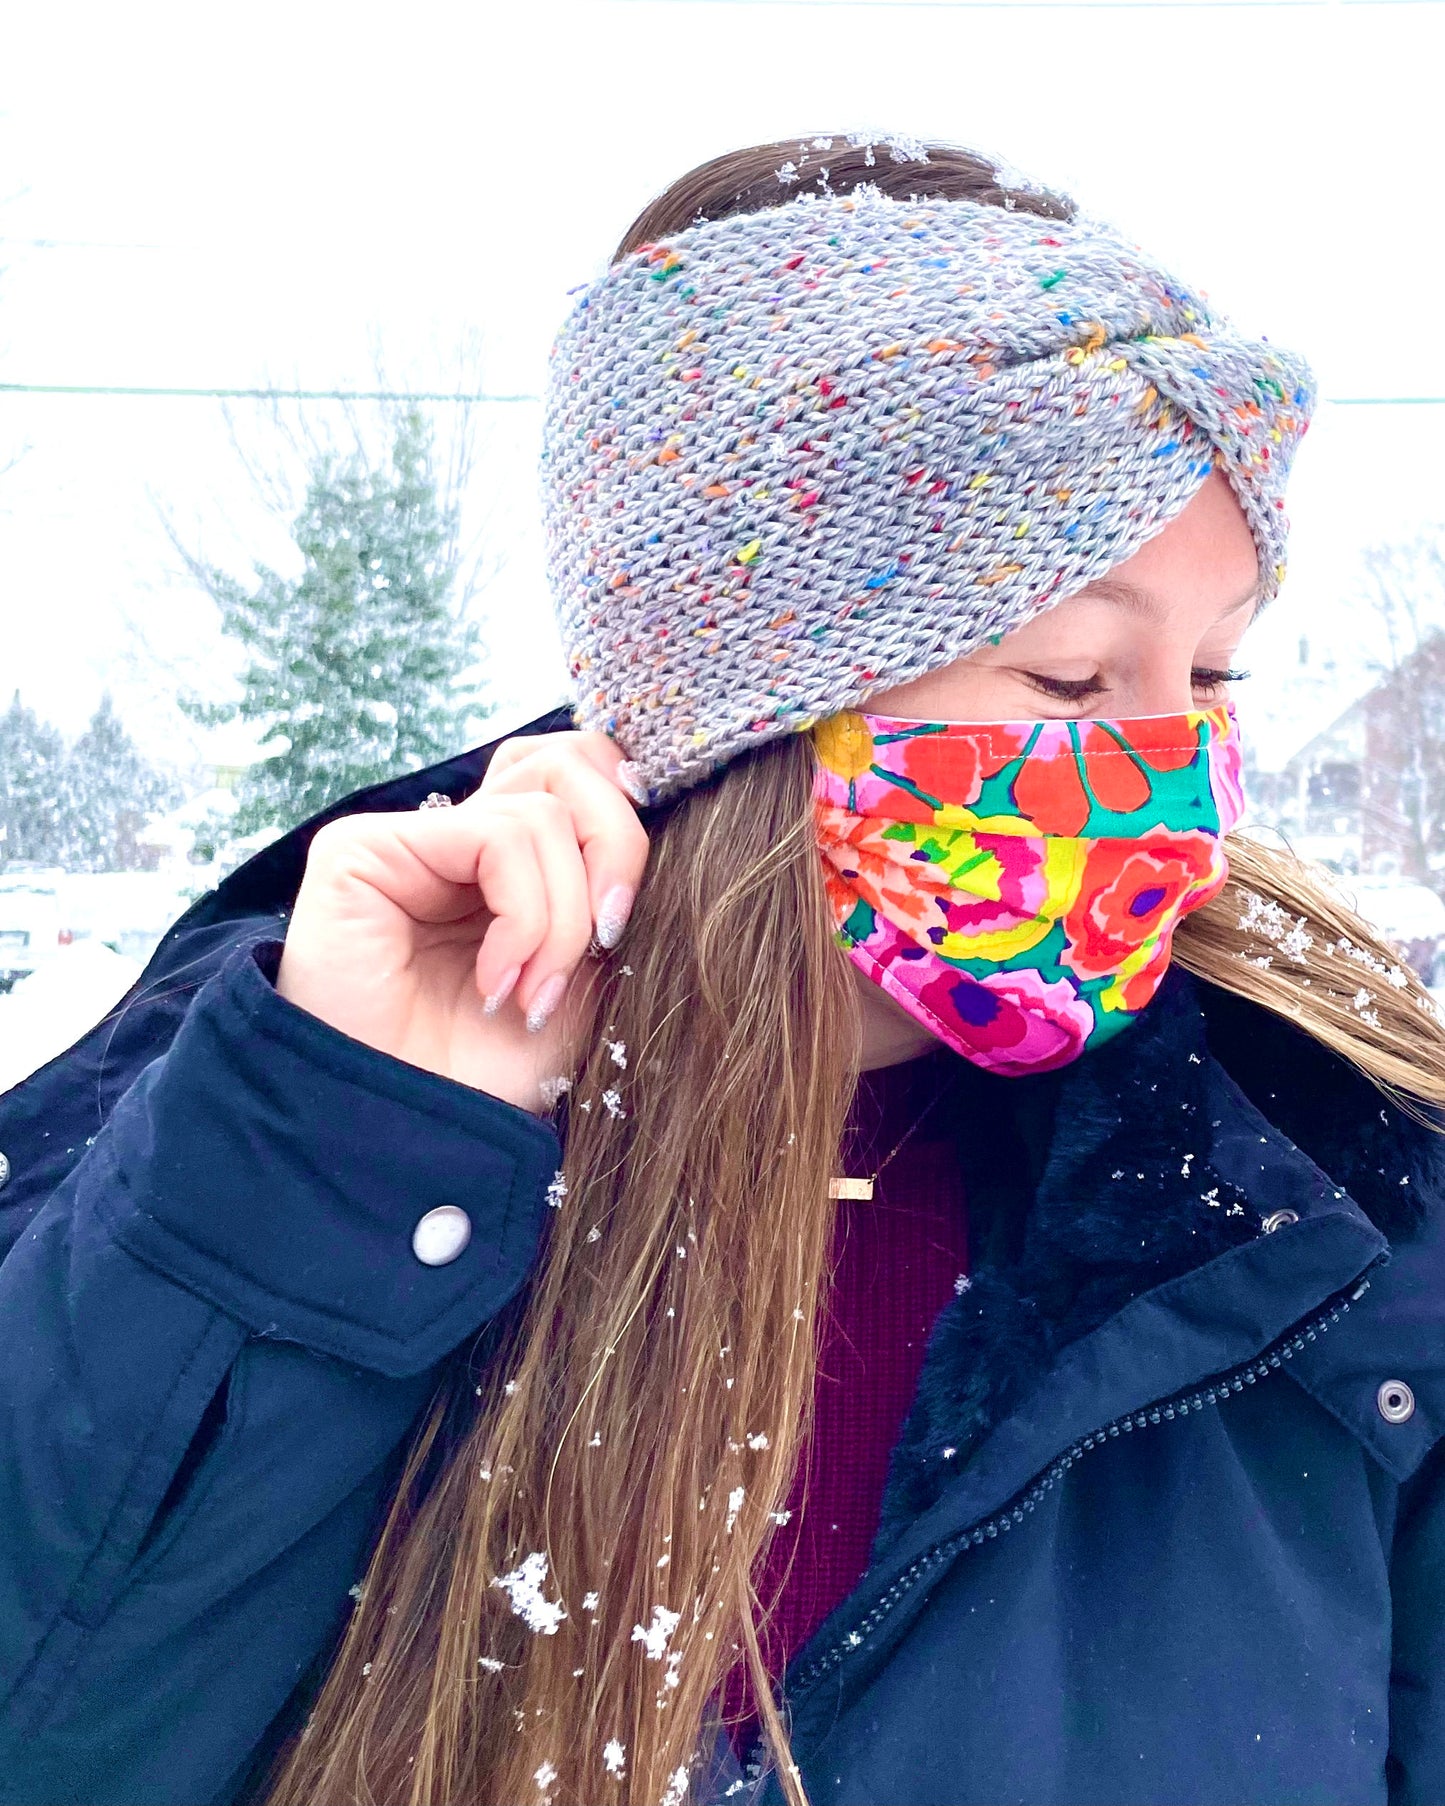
(632, 1603), (682, 1660)
(492, 1552), (567, 1635)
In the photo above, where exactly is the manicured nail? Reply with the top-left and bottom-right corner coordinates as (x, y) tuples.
(595, 884), (635, 950)
(527, 973), (568, 1034)
(482, 966), (521, 1017)
(616, 760), (650, 807)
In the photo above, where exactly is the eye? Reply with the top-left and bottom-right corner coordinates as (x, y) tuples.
(1192, 666), (1250, 699)
(1023, 673), (1106, 703)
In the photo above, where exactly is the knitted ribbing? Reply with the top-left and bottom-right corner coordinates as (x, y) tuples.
(541, 183), (1315, 805)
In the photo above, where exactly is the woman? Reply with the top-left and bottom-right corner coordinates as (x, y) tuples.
(2, 138), (1444, 1806)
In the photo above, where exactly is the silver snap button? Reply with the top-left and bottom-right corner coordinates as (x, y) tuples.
(411, 1206), (472, 1267)
(1377, 1380), (1416, 1425)
(1261, 1209), (1299, 1234)
(0, 1151), (9, 1190)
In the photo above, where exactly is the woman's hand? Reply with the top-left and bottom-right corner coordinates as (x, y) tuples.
(275, 732), (652, 1114)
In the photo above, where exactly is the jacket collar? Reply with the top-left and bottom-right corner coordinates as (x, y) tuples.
(867, 961), (1400, 1563)
(769, 966), (1413, 1770)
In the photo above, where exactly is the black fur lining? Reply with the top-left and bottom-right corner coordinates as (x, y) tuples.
(1198, 978), (1445, 1241)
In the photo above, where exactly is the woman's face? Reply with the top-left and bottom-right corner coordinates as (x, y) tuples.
(850, 469), (1261, 1069)
(862, 469), (1260, 723)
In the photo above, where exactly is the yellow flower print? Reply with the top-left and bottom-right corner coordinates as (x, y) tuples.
(811, 711), (875, 781)
(935, 835), (1087, 963)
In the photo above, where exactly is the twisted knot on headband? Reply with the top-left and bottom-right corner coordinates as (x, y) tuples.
(541, 182), (1315, 804)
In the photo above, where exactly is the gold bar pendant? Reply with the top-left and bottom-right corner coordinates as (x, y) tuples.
(827, 1176), (875, 1200)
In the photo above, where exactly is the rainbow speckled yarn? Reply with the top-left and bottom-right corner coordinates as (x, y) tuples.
(540, 181), (1315, 806)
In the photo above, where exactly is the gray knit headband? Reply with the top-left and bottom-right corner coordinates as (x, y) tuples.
(540, 180), (1315, 805)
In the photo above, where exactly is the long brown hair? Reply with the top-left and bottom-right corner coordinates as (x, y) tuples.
(267, 140), (1445, 1806)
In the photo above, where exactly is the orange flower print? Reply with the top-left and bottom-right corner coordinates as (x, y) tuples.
(1127, 707), (1225, 774)
(1063, 829), (1224, 981)
(815, 809), (940, 936)
(1011, 717), (1212, 836)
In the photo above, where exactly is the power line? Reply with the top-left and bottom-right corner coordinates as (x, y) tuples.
(611, 0), (1438, 8)
(0, 382), (539, 403)
(1326, 397), (1445, 406)
(1, 381), (1442, 405)
(0, 237), (168, 251)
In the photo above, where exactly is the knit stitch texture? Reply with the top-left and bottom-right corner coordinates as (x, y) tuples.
(541, 183), (1315, 804)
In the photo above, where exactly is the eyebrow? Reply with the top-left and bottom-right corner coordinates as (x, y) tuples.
(1083, 576), (1261, 625)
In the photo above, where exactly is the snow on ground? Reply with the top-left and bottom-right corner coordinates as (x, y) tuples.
(0, 942), (144, 1094)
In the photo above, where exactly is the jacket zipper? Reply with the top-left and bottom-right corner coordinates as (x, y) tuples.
(739, 1259), (1384, 1794)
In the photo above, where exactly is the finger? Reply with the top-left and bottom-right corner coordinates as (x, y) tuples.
(484, 728), (651, 809)
(467, 738), (650, 945)
(476, 792), (596, 1025)
(305, 800), (542, 933)
(466, 812), (556, 1011)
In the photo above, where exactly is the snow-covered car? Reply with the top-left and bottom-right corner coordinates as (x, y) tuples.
(1341, 875), (1445, 987)
(0, 870), (84, 993)
(54, 871), (195, 969)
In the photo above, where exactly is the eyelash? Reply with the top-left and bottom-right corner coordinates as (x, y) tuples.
(1026, 667), (1251, 703)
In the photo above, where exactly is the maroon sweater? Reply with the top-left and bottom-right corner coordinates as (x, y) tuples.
(721, 1044), (969, 1751)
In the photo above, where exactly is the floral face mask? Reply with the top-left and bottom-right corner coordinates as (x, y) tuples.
(811, 704), (1245, 1076)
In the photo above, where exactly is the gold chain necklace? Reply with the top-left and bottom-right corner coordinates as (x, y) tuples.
(827, 1076), (949, 1200)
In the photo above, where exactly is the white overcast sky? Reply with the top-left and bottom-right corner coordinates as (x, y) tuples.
(1, 0), (1442, 773)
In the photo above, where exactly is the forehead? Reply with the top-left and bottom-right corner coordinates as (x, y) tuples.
(1073, 576), (1262, 628)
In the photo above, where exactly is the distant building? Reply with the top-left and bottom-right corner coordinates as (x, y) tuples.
(193, 718), (273, 794)
(1248, 629), (1441, 882)
(135, 718), (274, 877)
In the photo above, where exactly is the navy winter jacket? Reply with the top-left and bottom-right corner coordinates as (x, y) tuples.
(3, 703), (1445, 1806)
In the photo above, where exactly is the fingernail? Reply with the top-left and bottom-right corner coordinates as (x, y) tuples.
(616, 760), (651, 807)
(527, 973), (568, 1034)
(483, 965), (521, 1016)
(595, 884), (635, 950)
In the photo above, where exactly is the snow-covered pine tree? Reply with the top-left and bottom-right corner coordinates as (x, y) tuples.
(0, 692), (68, 867)
(194, 409), (485, 840)
(65, 693), (180, 872)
